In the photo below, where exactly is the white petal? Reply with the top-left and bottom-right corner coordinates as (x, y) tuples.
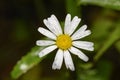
(51, 15), (63, 34)
(71, 29), (91, 40)
(64, 50), (75, 71)
(47, 15), (62, 35)
(38, 45), (57, 57)
(69, 47), (89, 62)
(64, 14), (71, 34)
(72, 41), (94, 51)
(67, 16), (81, 35)
(52, 49), (63, 70)
(36, 40), (55, 46)
(71, 25), (87, 40)
(43, 19), (58, 36)
(38, 27), (56, 40)
(74, 25), (87, 33)
(71, 25), (91, 40)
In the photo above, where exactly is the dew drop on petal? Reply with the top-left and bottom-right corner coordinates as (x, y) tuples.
(20, 63), (28, 73)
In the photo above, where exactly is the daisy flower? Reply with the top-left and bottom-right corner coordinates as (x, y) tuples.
(36, 14), (94, 71)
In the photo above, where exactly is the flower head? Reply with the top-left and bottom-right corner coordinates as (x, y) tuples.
(36, 14), (94, 71)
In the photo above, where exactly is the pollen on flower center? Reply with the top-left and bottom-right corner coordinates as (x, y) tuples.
(56, 34), (72, 50)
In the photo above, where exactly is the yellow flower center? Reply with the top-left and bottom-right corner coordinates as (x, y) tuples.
(56, 34), (72, 50)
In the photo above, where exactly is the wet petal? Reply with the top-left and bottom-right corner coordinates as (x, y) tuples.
(38, 27), (56, 40)
(64, 50), (75, 71)
(69, 47), (89, 62)
(52, 49), (63, 70)
(64, 14), (71, 34)
(68, 16), (81, 35)
(47, 15), (62, 35)
(36, 40), (55, 46)
(71, 25), (91, 40)
(72, 41), (94, 51)
(71, 29), (91, 40)
(38, 45), (57, 57)
(43, 19), (59, 36)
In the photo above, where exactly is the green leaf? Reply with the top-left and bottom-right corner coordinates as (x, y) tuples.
(94, 25), (120, 61)
(11, 46), (45, 79)
(78, 0), (120, 11)
(66, 0), (80, 16)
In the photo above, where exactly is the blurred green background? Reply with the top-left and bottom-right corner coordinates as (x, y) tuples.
(0, 0), (120, 80)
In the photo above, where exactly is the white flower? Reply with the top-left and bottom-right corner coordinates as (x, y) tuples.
(36, 14), (94, 71)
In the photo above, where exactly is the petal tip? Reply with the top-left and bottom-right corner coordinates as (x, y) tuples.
(36, 41), (39, 46)
(83, 57), (89, 62)
(38, 27), (41, 32)
(43, 19), (47, 23)
(38, 53), (42, 57)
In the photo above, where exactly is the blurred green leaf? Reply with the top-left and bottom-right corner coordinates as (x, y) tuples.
(80, 62), (93, 70)
(115, 40), (120, 53)
(96, 60), (113, 80)
(91, 18), (113, 40)
(90, 17), (114, 50)
(20, 64), (41, 80)
(94, 24), (120, 61)
(11, 46), (45, 79)
(77, 60), (112, 80)
(66, 0), (80, 16)
(78, 0), (120, 10)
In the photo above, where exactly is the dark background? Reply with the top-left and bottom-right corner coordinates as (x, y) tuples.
(0, 0), (120, 80)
